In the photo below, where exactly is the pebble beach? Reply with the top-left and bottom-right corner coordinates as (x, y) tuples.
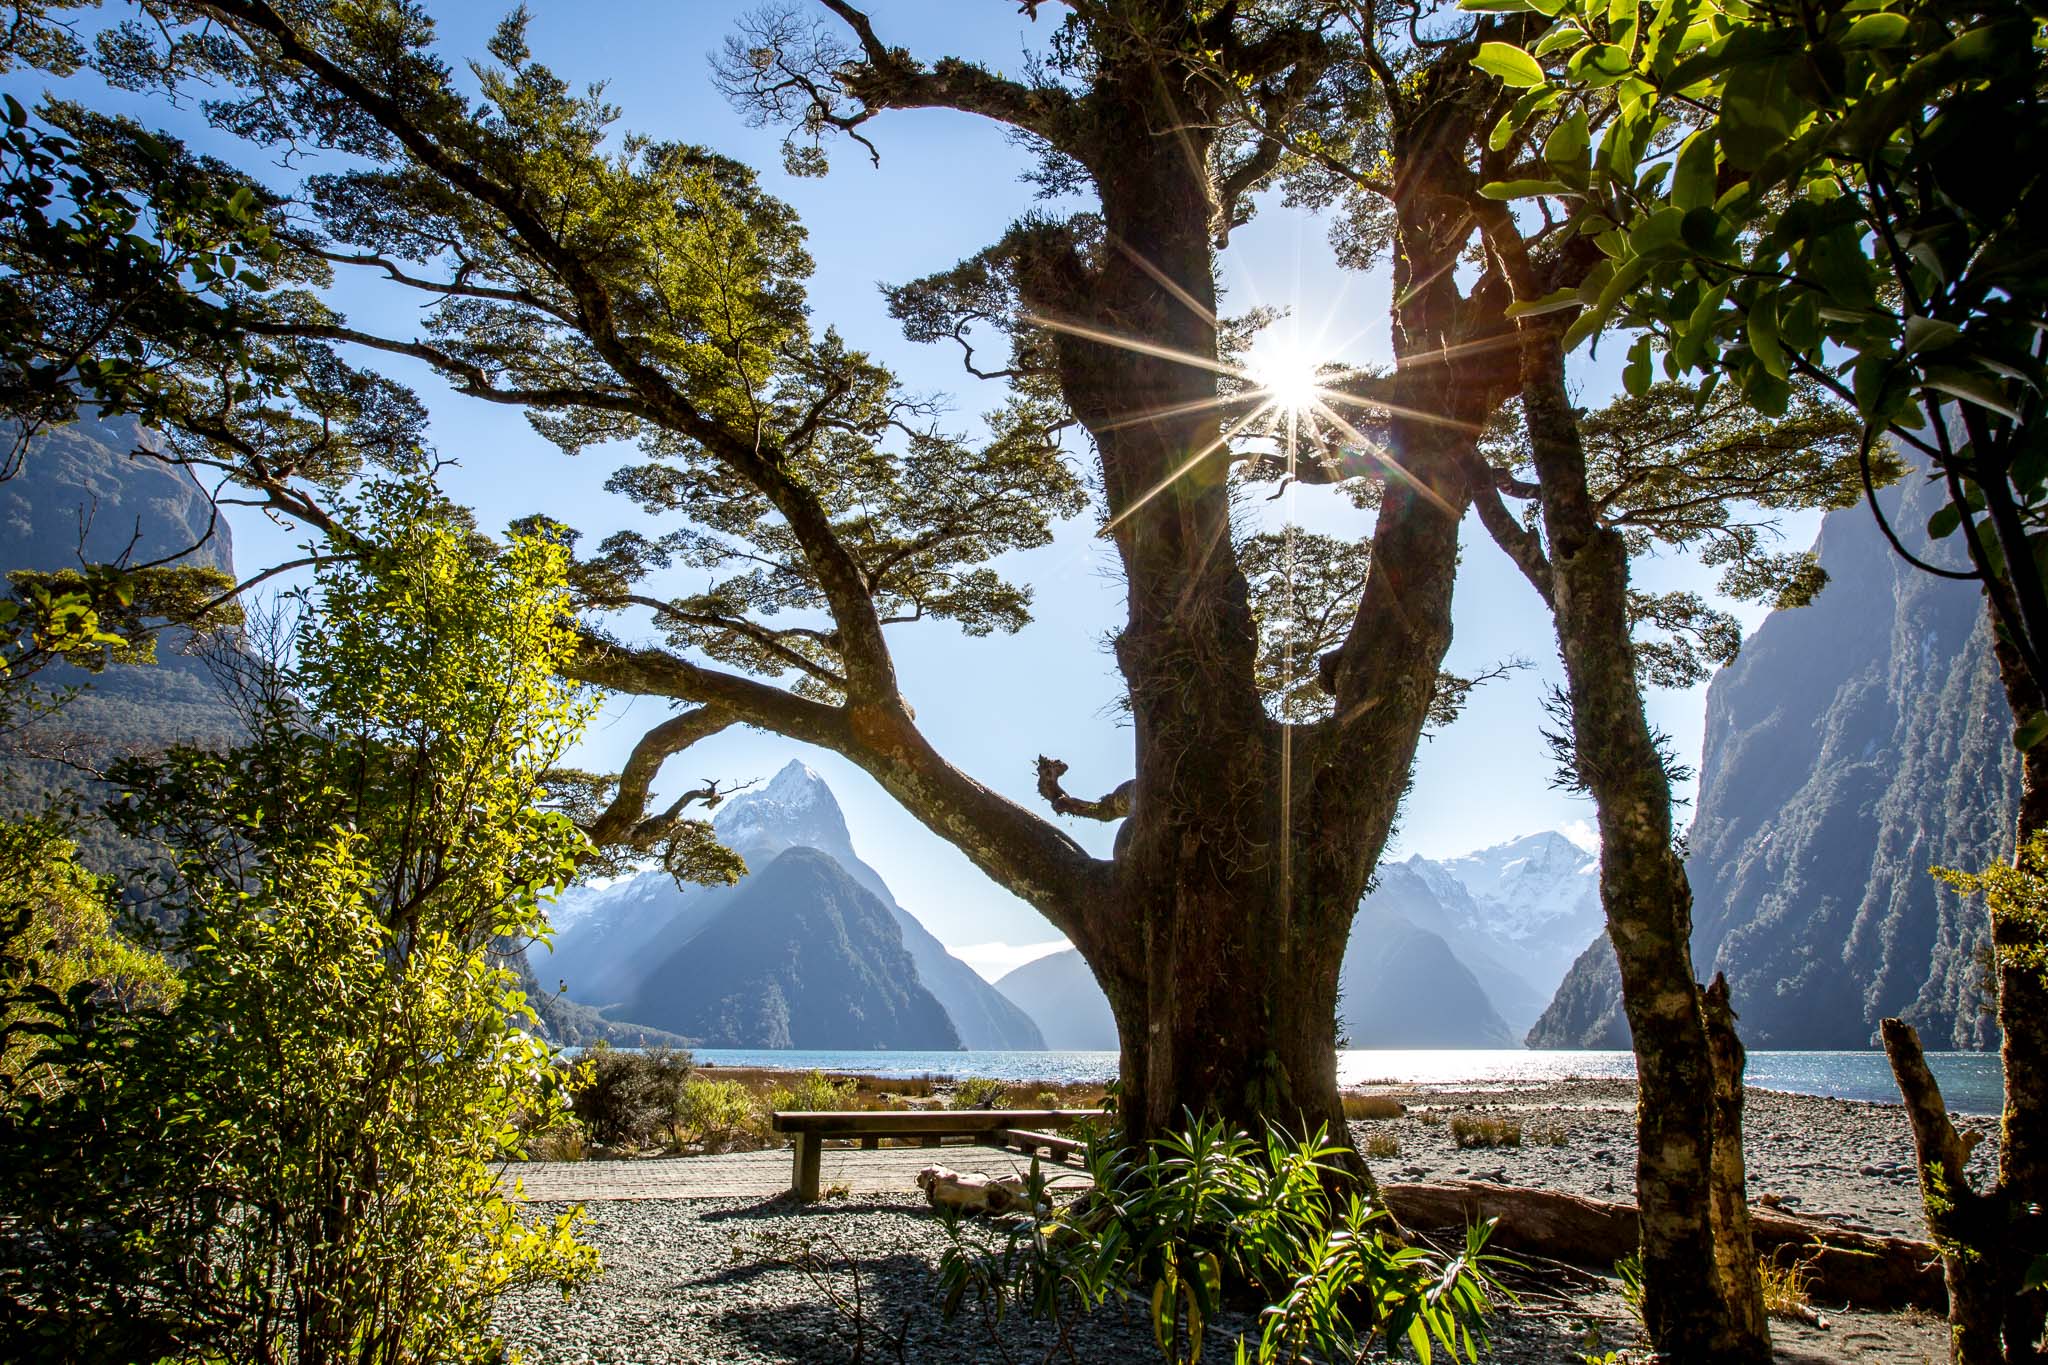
(493, 1078), (1981, 1363)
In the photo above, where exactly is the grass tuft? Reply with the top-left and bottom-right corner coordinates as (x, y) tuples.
(1449, 1114), (1522, 1149)
(1365, 1131), (1402, 1159)
(1342, 1092), (1405, 1121)
(1758, 1255), (1814, 1319)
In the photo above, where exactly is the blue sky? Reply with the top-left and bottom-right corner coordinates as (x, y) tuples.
(14, 1), (1821, 967)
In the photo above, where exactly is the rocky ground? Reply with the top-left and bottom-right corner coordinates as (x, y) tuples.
(492, 1081), (1978, 1364)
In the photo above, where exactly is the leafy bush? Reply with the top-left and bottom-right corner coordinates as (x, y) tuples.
(1450, 1114), (1523, 1149)
(950, 1075), (1012, 1109)
(572, 1044), (694, 1147)
(672, 1077), (761, 1151)
(0, 485), (598, 1362)
(0, 818), (177, 1084)
(767, 1068), (858, 1113)
(934, 1116), (1510, 1365)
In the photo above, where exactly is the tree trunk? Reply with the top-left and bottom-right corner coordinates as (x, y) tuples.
(1887, 618), (2048, 1363)
(1703, 974), (1769, 1344)
(1517, 330), (1771, 1363)
(1026, 95), (1467, 1167)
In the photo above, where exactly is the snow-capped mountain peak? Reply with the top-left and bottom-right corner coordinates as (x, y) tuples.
(713, 758), (852, 856)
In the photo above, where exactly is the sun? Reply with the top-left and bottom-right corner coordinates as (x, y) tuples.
(1246, 340), (1325, 417)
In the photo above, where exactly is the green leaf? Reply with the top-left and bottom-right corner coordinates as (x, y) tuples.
(1544, 110), (1590, 168)
(1841, 12), (1910, 48)
(1925, 367), (2021, 420)
(2015, 713), (2048, 752)
(1927, 504), (1963, 540)
(1747, 293), (1789, 379)
(1623, 333), (1654, 396)
(1900, 316), (1962, 358)
(1671, 130), (1718, 213)
(1479, 178), (1572, 199)
(1562, 255), (1653, 350)
(1533, 23), (1588, 57)
(1504, 286), (1584, 318)
(1474, 42), (1548, 88)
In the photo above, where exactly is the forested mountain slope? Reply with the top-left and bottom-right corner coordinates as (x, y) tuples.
(1530, 464), (2016, 1049)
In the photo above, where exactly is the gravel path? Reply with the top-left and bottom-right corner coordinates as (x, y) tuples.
(493, 1082), (1965, 1363)
(507, 1143), (1062, 1203)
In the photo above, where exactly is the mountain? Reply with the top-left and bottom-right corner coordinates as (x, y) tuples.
(0, 414), (243, 872)
(1530, 458), (2017, 1050)
(1342, 897), (1517, 1048)
(621, 847), (960, 1049)
(996, 949), (1118, 1050)
(544, 759), (1045, 1049)
(1387, 834), (1603, 1035)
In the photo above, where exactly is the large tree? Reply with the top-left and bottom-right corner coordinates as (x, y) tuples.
(0, 0), (1492, 1155)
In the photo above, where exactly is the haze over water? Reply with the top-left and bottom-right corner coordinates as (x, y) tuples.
(689, 1047), (2007, 1115)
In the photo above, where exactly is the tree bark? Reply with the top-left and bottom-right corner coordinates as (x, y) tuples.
(1703, 974), (1769, 1344)
(1380, 1180), (1946, 1312)
(1515, 328), (1771, 1363)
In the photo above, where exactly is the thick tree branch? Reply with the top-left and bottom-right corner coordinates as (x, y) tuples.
(1035, 755), (1134, 821)
(582, 703), (740, 850)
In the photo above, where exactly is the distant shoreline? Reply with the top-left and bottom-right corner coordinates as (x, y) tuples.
(677, 1046), (2004, 1114)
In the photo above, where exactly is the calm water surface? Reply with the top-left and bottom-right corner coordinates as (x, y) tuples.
(689, 1047), (2006, 1115)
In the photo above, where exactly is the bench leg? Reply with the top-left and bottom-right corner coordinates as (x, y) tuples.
(792, 1133), (823, 1202)
(922, 1135), (942, 1149)
(861, 1135), (880, 1150)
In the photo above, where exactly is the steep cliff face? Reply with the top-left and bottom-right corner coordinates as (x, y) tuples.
(0, 416), (243, 868)
(1530, 464), (2016, 1049)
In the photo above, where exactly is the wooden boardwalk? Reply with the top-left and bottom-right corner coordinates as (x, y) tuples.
(502, 1143), (1089, 1203)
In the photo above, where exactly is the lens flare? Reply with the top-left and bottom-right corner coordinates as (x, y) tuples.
(1247, 341), (1324, 416)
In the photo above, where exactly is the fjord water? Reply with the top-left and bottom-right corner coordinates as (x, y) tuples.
(691, 1047), (2007, 1115)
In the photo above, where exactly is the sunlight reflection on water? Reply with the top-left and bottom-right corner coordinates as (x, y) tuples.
(684, 1047), (2004, 1114)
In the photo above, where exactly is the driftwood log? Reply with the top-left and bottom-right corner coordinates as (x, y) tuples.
(1381, 1181), (1944, 1312)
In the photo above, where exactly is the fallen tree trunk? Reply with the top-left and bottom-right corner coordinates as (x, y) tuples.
(1381, 1181), (1944, 1312)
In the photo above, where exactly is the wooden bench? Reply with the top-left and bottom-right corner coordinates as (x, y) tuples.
(771, 1108), (1107, 1201)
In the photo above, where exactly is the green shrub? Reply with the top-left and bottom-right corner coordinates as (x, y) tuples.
(767, 1068), (857, 1113)
(933, 1117), (1508, 1365)
(0, 485), (598, 1363)
(572, 1044), (694, 1147)
(950, 1075), (1012, 1109)
(672, 1077), (760, 1150)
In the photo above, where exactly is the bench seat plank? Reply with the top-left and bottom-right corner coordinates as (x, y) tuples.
(770, 1108), (1105, 1137)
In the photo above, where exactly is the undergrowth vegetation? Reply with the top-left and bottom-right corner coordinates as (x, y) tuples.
(934, 1117), (1511, 1364)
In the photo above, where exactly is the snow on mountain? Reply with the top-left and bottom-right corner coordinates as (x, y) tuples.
(1360, 832), (1606, 1039)
(713, 760), (851, 855)
(1420, 831), (1602, 943)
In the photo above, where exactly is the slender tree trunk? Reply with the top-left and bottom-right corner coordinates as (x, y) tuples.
(1888, 620), (2048, 1363)
(1518, 332), (1770, 1362)
(1704, 974), (1768, 1345)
